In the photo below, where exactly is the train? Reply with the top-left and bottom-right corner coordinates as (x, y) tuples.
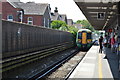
(76, 29), (92, 50)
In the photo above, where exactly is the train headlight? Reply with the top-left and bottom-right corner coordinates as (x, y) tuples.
(87, 40), (91, 43)
(78, 39), (81, 43)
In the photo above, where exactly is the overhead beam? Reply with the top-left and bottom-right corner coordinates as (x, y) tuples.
(87, 9), (116, 12)
(79, 3), (114, 7)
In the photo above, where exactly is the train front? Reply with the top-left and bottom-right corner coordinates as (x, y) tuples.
(76, 29), (92, 51)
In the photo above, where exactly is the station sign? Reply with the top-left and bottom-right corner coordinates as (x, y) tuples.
(97, 12), (105, 20)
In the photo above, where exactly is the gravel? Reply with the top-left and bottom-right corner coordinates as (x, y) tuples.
(3, 48), (78, 79)
(46, 51), (86, 79)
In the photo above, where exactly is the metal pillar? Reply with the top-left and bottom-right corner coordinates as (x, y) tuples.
(0, 14), (2, 80)
(118, 2), (120, 43)
(117, 1), (120, 78)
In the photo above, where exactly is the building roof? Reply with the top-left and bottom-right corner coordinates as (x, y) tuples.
(6, 0), (20, 8)
(73, 23), (82, 29)
(51, 7), (67, 23)
(51, 7), (60, 21)
(5, 0), (49, 15)
(59, 14), (67, 22)
(51, 12), (59, 21)
(13, 2), (49, 15)
(67, 19), (73, 26)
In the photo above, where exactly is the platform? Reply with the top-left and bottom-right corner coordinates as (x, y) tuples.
(69, 46), (119, 79)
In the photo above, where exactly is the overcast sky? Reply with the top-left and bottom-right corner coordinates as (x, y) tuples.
(20, 0), (86, 22)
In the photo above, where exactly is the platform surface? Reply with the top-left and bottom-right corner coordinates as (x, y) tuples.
(69, 46), (119, 79)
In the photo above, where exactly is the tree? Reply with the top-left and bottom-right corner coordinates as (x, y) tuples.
(76, 20), (95, 32)
(94, 30), (100, 35)
(76, 20), (82, 24)
(51, 20), (67, 29)
(51, 20), (78, 37)
(67, 25), (78, 37)
(59, 26), (68, 31)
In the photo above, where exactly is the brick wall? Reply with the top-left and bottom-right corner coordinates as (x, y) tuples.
(23, 15), (43, 26)
(2, 2), (21, 21)
(1, 2), (51, 27)
(0, 2), (2, 14)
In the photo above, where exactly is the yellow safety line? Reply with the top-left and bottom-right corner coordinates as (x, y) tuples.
(98, 54), (103, 80)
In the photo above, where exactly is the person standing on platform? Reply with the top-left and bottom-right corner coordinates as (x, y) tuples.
(114, 35), (118, 54)
(99, 36), (103, 53)
(103, 35), (108, 58)
(103, 35), (108, 47)
(111, 35), (115, 53)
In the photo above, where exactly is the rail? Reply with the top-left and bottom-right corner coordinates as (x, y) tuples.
(29, 49), (79, 80)
(2, 42), (74, 72)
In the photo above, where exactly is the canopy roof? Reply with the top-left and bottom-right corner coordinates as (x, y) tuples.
(74, 0), (119, 30)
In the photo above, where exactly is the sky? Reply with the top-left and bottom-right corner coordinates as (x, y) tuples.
(20, 0), (86, 22)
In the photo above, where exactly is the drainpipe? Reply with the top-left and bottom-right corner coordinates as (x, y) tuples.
(17, 11), (23, 23)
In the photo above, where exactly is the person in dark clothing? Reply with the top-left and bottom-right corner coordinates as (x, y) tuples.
(99, 36), (103, 53)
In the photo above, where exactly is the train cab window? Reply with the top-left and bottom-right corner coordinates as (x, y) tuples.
(78, 32), (82, 39)
(87, 33), (91, 39)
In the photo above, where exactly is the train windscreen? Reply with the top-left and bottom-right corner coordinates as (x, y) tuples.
(87, 33), (91, 39)
(78, 32), (82, 39)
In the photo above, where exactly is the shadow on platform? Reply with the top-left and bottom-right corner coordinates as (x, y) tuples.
(103, 47), (119, 80)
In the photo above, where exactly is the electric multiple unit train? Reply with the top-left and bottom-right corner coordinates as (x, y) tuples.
(76, 29), (92, 50)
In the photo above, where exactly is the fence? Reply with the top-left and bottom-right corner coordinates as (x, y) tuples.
(2, 20), (75, 58)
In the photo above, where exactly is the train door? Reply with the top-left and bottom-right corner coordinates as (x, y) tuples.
(82, 32), (87, 44)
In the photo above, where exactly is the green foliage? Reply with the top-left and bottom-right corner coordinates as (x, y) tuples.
(51, 20), (78, 37)
(94, 30), (100, 35)
(67, 25), (78, 37)
(51, 20), (67, 29)
(59, 26), (68, 31)
(76, 20), (95, 32)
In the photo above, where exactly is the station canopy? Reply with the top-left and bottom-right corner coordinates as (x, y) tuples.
(74, 0), (119, 30)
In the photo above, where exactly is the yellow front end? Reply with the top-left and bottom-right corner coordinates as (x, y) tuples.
(82, 33), (87, 44)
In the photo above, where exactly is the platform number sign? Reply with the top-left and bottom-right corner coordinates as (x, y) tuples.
(97, 12), (105, 20)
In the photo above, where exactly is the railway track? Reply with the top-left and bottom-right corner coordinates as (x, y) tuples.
(28, 48), (79, 80)
(2, 47), (78, 79)
(2, 42), (73, 73)
(46, 51), (87, 80)
(64, 52), (86, 80)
